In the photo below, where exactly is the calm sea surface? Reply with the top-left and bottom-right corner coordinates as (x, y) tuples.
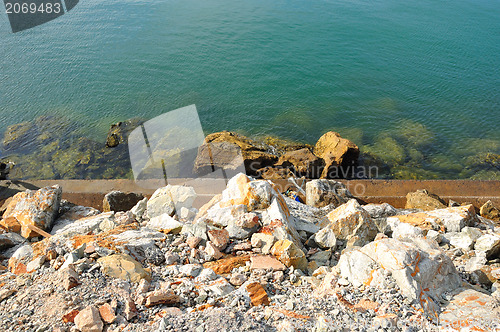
(1, 0), (499, 179)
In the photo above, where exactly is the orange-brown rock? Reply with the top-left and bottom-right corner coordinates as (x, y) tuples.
(313, 132), (359, 179)
(405, 189), (446, 211)
(275, 148), (324, 178)
(194, 131), (277, 176)
(2, 185), (62, 238)
(145, 289), (180, 307)
(480, 200), (500, 222)
(62, 309), (80, 323)
(270, 239), (307, 271)
(202, 255), (250, 274)
(98, 303), (116, 324)
(0, 217), (21, 233)
(246, 282), (270, 306)
(207, 229), (229, 250)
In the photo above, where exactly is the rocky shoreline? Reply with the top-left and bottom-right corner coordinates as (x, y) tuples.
(0, 174), (500, 331)
(1, 116), (499, 181)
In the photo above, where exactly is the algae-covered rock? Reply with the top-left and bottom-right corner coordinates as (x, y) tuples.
(394, 120), (435, 148)
(2, 121), (36, 151)
(362, 133), (406, 165)
(105, 118), (144, 148)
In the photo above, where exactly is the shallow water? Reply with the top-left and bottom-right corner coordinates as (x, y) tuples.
(1, 0), (499, 179)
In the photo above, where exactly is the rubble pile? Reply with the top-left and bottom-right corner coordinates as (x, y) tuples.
(0, 174), (499, 331)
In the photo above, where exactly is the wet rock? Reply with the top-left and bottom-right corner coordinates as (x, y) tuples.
(313, 131), (360, 179)
(480, 200), (500, 222)
(271, 239), (307, 271)
(105, 119), (143, 148)
(275, 148), (324, 178)
(2, 185), (62, 238)
(325, 199), (377, 245)
(147, 185), (197, 219)
(102, 191), (144, 213)
(195, 131), (277, 176)
(97, 254), (151, 283)
(74, 305), (103, 332)
(305, 179), (353, 208)
(405, 189), (447, 211)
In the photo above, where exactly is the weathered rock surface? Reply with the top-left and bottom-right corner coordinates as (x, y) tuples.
(339, 237), (461, 316)
(305, 179), (353, 208)
(2, 185), (62, 238)
(405, 189), (447, 211)
(97, 254), (151, 283)
(386, 204), (477, 233)
(195, 132), (277, 176)
(102, 191), (144, 212)
(325, 199), (377, 245)
(271, 239), (307, 271)
(147, 185), (196, 219)
(275, 148), (324, 178)
(313, 131), (359, 179)
(74, 305), (104, 332)
(480, 200), (500, 222)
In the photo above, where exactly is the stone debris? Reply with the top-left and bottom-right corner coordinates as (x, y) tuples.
(0, 177), (499, 331)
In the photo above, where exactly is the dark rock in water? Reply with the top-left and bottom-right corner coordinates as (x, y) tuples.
(405, 189), (447, 211)
(194, 131), (277, 176)
(105, 118), (144, 148)
(2, 121), (36, 151)
(275, 148), (324, 178)
(103, 191), (144, 212)
(258, 166), (295, 180)
(0, 162), (13, 180)
(313, 131), (359, 179)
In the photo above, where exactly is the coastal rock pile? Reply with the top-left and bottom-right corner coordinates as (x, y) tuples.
(0, 175), (499, 331)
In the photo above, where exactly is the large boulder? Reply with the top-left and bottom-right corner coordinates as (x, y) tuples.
(339, 237), (462, 317)
(102, 191), (144, 212)
(386, 204), (477, 234)
(313, 132), (359, 179)
(480, 200), (500, 222)
(275, 148), (324, 178)
(2, 185), (62, 238)
(97, 254), (151, 283)
(405, 189), (446, 211)
(147, 185), (196, 219)
(194, 132), (277, 176)
(305, 179), (354, 208)
(323, 199), (377, 245)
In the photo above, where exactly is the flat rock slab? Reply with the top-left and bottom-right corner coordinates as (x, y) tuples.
(439, 288), (500, 330)
(250, 255), (286, 271)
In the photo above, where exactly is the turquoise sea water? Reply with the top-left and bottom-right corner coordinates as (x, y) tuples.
(1, 0), (499, 179)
